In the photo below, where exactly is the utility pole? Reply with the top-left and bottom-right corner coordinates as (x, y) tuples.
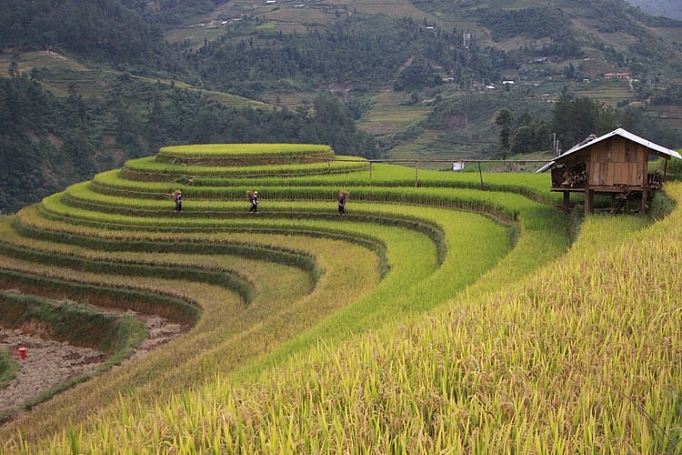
(465, 74), (471, 161)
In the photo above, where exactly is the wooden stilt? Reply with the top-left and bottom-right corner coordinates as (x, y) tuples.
(585, 188), (594, 215)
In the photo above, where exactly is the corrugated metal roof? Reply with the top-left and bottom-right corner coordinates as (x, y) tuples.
(536, 128), (682, 174)
(536, 160), (556, 174)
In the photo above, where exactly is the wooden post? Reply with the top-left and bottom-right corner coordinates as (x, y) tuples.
(478, 161), (484, 189)
(641, 152), (648, 214)
(664, 158), (669, 182)
(563, 192), (570, 214)
(369, 161), (373, 178)
(585, 188), (594, 215)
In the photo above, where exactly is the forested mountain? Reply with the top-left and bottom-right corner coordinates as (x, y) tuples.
(2, 0), (682, 214)
(0, 0), (189, 76)
(118, 0), (233, 26)
(186, 15), (509, 97)
(626, 0), (682, 20)
(183, 0), (682, 98)
(0, 72), (377, 213)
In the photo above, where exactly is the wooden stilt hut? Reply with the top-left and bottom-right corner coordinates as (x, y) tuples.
(536, 128), (682, 214)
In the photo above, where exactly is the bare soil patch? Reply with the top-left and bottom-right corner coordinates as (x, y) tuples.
(0, 312), (186, 419)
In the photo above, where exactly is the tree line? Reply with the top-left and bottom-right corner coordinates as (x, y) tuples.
(493, 89), (682, 158)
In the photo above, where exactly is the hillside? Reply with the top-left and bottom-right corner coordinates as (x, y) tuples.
(186, 0), (682, 113)
(0, 0), (188, 76)
(2, 0), (682, 211)
(0, 144), (681, 453)
(178, 0), (682, 87)
(626, 0), (682, 20)
(1, 2), (682, 451)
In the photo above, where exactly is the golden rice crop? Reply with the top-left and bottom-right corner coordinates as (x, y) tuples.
(159, 143), (332, 157)
(21, 184), (681, 454)
(8, 142), (668, 455)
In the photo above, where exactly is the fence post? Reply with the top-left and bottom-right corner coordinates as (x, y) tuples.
(478, 161), (484, 189)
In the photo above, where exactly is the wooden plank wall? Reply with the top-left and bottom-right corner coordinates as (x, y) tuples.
(588, 137), (646, 188)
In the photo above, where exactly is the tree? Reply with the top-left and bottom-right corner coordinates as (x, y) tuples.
(495, 108), (513, 157)
(551, 93), (619, 150)
(8, 61), (18, 78)
(510, 125), (534, 155)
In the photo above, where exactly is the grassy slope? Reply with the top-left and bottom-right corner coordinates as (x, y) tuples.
(0, 158), (573, 452)
(29, 182), (680, 453)
(3, 146), (680, 452)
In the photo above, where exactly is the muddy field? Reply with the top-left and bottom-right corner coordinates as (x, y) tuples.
(0, 312), (186, 418)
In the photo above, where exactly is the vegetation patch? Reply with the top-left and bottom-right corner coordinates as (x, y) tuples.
(0, 292), (146, 358)
(156, 143), (335, 166)
(0, 349), (19, 390)
(0, 269), (201, 326)
(119, 155), (367, 182)
(8, 135), (681, 453)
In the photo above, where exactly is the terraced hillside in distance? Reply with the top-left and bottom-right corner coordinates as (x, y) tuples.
(0, 143), (681, 454)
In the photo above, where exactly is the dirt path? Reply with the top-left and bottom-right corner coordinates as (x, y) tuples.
(0, 312), (186, 417)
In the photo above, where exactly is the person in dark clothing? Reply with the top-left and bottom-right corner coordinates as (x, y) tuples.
(174, 190), (182, 212)
(249, 191), (259, 213)
(338, 191), (347, 215)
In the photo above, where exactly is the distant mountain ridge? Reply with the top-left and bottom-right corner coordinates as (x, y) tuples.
(1, 0), (681, 88)
(2, 0), (682, 214)
(625, 0), (682, 20)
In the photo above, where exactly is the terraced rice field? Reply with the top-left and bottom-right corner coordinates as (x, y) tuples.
(0, 142), (680, 454)
(358, 91), (432, 137)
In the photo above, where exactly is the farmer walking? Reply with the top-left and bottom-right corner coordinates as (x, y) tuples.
(174, 190), (182, 212)
(249, 190), (259, 213)
(338, 191), (347, 215)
